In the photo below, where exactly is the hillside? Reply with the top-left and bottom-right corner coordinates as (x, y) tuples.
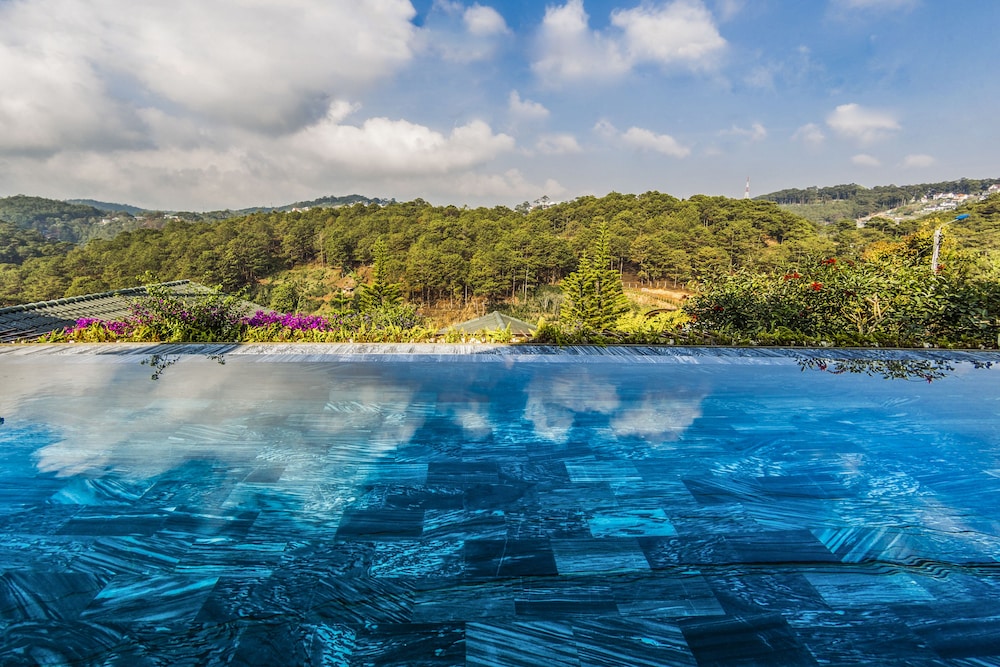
(759, 177), (1000, 224)
(0, 195), (145, 244)
(0, 193), (392, 243)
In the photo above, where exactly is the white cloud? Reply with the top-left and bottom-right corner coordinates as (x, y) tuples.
(536, 134), (583, 155)
(852, 153), (881, 167)
(448, 169), (567, 201)
(793, 123), (826, 146)
(464, 4), (510, 36)
(533, 0), (725, 85)
(421, 1), (511, 61)
(593, 119), (620, 140)
(827, 103), (901, 144)
(744, 65), (776, 90)
(622, 127), (691, 158)
(723, 122), (767, 142)
(714, 0), (746, 21)
(294, 106), (516, 175)
(508, 91), (550, 121)
(611, 0), (726, 70)
(0, 0), (418, 142)
(593, 120), (689, 158)
(902, 154), (935, 168)
(532, 0), (630, 83)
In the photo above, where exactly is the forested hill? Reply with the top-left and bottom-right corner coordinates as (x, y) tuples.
(758, 177), (1000, 223)
(0, 193), (391, 244)
(0, 192), (822, 307)
(4, 189), (998, 314)
(0, 195), (145, 244)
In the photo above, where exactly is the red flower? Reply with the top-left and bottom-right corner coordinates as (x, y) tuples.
(783, 272), (801, 281)
(810, 282), (823, 291)
(714, 305), (724, 312)
(822, 258), (836, 265)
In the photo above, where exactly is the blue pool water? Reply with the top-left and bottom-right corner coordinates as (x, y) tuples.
(1, 344), (999, 665)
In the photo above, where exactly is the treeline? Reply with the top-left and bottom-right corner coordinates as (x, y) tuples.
(3, 190), (999, 313)
(760, 177), (1000, 222)
(1, 192), (822, 307)
(0, 195), (146, 244)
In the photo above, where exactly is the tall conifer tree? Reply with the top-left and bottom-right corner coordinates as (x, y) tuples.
(560, 223), (629, 330)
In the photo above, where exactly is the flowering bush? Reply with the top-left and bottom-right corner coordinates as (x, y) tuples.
(684, 253), (1000, 348)
(41, 287), (432, 343)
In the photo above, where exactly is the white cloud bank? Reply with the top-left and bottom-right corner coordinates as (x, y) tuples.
(827, 103), (901, 144)
(420, 0), (511, 62)
(594, 120), (690, 158)
(0, 0), (559, 208)
(852, 153), (881, 167)
(533, 0), (726, 84)
(902, 154), (935, 168)
(793, 123), (826, 146)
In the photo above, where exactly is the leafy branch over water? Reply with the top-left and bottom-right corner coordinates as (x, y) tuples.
(797, 357), (993, 382)
(140, 352), (226, 380)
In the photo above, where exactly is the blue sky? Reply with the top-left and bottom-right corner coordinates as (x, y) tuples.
(0, 0), (996, 210)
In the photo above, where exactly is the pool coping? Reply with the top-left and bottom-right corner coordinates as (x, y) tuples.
(1, 342), (998, 365)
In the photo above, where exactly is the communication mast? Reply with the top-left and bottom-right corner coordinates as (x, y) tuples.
(743, 177), (751, 199)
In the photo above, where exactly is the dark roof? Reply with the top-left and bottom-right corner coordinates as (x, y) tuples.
(439, 311), (537, 336)
(0, 281), (240, 343)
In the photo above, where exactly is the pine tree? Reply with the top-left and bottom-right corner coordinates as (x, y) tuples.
(559, 223), (629, 330)
(358, 238), (402, 312)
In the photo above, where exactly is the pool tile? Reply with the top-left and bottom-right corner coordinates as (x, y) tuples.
(571, 617), (697, 667)
(679, 613), (818, 666)
(3, 347), (1000, 664)
(803, 571), (935, 606)
(411, 578), (516, 622)
(370, 539), (465, 578)
(335, 508), (425, 540)
(726, 530), (840, 564)
(550, 538), (649, 575)
(81, 574), (219, 624)
(514, 577), (618, 617)
(351, 622), (465, 665)
(57, 509), (168, 537)
(613, 571), (725, 617)
(588, 509), (677, 538)
(464, 539), (558, 578)
(466, 621), (580, 667)
(0, 570), (107, 621)
(160, 507), (260, 539)
(565, 461), (641, 483)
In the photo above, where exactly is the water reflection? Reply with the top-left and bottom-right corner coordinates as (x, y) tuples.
(1, 358), (426, 478)
(0, 355), (712, 479)
(522, 366), (706, 444)
(797, 356), (994, 382)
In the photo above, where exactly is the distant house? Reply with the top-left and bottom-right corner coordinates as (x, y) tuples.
(988, 184), (1000, 194)
(437, 311), (537, 341)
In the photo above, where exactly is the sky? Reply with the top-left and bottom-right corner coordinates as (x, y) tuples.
(1, 0), (997, 211)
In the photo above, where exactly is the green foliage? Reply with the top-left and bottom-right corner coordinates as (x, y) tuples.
(125, 284), (246, 342)
(2, 191), (824, 309)
(761, 178), (1000, 223)
(358, 238), (403, 311)
(7, 188), (1000, 352)
(0, 195), (144, 243)
(559, 223), (630, 330)
(269, 283), (300, 313)
(683, 237), (1000, 348)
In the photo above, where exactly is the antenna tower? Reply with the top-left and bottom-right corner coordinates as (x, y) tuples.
(743, 177), (751, 199)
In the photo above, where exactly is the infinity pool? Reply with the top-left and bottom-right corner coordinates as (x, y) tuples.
(1, 344), (999, 665)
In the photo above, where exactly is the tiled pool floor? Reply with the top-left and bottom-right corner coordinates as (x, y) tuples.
(1, 344), (999, 665)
